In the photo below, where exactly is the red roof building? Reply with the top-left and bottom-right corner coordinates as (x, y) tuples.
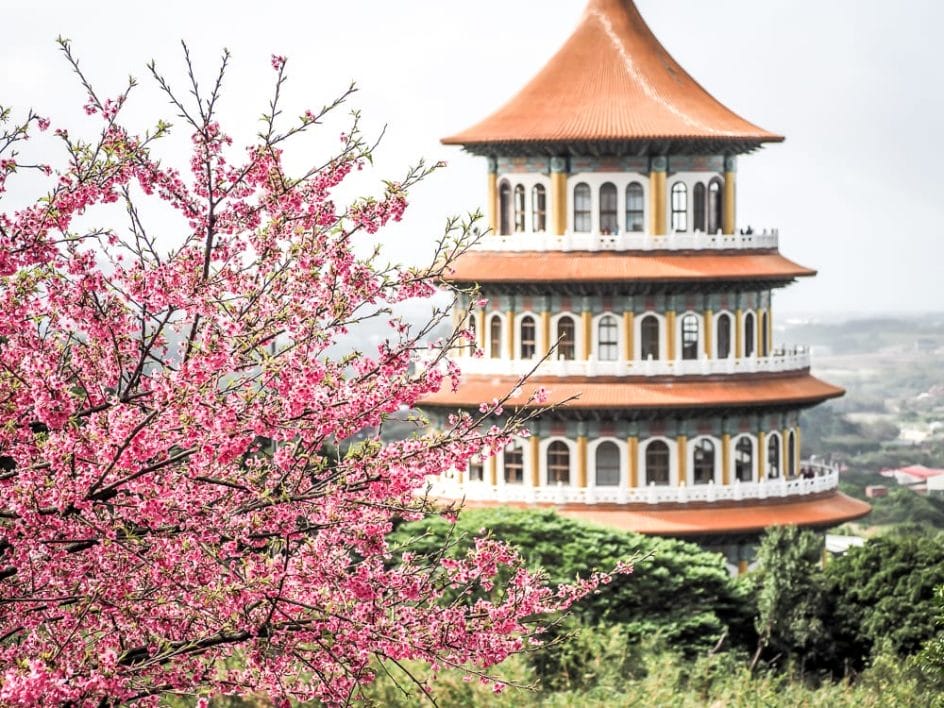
(421, 0), (868, 573)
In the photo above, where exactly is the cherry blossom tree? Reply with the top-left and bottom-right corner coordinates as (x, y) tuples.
(0, 42), (628, 705)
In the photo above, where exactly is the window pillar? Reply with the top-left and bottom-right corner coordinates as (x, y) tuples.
(757, 431), (766, 480)
(757, 310), (765, 358)
(721, 433), (731, 485)
(704, 309), (713, 357)
(782, 428), (789, 477)
(576, 435), (588, 488)
(476, 308), (485, 351)
(541, 310), (551, 358)
(767, 303), (774, 354)
(649, 156), (667, 235)
(529, 435), (540, 487)
(795, 427), (802, 472)
(677, 435), (687, 486)
(582, 310), (592, 360)
(623, 311), (634, 361)
(455, 466), (464, 484)
(550, 157), (568, 235)
(506, 309), (515, 360)
(735, 308), (743, 358)
(486, 157), (498, 234)
(666, 310), (677, 360)
(627, 436), (638, 487)
(488, 455), (497, 486)
(722, 155), (736, 235)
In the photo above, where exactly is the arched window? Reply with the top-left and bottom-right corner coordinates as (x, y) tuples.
(595, 441), (620, 486)
(531, 184), (546, 232)
(503, 441), (524, 485)
(519, 316), (536, 359)
(468, 457), (484, 482)
(498, 181), (512, 236)
(692, 438), (715, 485)
(556, 316), (576, 360)
(625, 182), (645, 232)
(707, 179), (723, 234)
(671, 182), (688, 232)
(767, 433), (781, 479)
(547, 441), (570, 484)
(599, 182), (618, 235)
(788, 430), (797, 477)
(760, 311), (769, 357)
(640, 315), (660, 360)
(693, 182), (706, 232)
(513, 184), (526, 233)
(681, 314), (699, 360)
(716, 313), (732, 359)
(489, 314), (503, 359)
(573, 183), (592, 232)
(744, 312), (755, 358)
(597, 315), (619, 361)
(645, 440), (670, 486)
(735, 437), (753, 482)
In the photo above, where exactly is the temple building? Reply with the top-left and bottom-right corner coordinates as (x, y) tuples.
(420, 0), (869, 572)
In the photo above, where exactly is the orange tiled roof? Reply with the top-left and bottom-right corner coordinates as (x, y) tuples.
(487, 492), (871, 536)
(420, 372), (843, 411)
(446, 250), (815, 284)
(443, 0), (782, 149)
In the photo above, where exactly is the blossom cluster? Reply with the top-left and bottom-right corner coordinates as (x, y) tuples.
(0, 47), (629, 705)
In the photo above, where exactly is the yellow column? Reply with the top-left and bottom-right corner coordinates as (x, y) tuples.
(650, 162), (667, 235)
(757, 431), (766, 481)
(795, 427), (802, 473)
(577, 436), (588, 488)
(735, 308), (743, 358)
(721, 433), (731, 485)
(488, 456), (497, 486)
(486, 168), (498, 234)
(623, 311), (634, 361)
(529, 435), (540, 487)
(550, 158), (568, 236)
(722, 157), (736, 235)
(581, 310), (592, 360)
(541, 310), (551, 358)
(476, 309), (485, 351)
(456, 467), (464, 485)
(677, 435), (687, 486)
(737, 559), (749, 576)
(506, 310), (515, 359)
(627, 436), (638, 487)
(782, 428), (789, 477)
(704, 309), (713, 357)
(767, 303), (773, 354)
(757, 310), (765, 357)
(666, 310), (677, 360)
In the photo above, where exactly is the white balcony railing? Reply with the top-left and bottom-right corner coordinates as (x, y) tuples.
(454, 347), (810, 378)
(427, 463), (839, 507)
(473, 229), (779, 253)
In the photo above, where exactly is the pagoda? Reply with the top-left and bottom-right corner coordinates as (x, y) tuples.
(421, 0), (869, 572)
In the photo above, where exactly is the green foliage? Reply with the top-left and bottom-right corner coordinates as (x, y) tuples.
(753, 526), (831, 668)
(390, 509), (754, 658)
(864, 488), (944, 528)
(915, 586), (944, 691)
(825, 531), (944, 666)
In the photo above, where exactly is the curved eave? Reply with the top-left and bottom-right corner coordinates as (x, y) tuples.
(544, 492), (871, 536)
(445, 250), (816, 285)
(443, 0), (782, 152)
(445, 137), (782, 158)
(419, 372), (845, 411)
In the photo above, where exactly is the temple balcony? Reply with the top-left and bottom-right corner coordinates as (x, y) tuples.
(472, 228), (778, 253)
(454, 347), (810, 379)
(427, 461), (839, 507)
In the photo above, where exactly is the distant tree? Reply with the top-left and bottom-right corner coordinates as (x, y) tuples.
(0, 43), (626, 704)
(751, 526), (830, 671)
(825, 531), (944, 666)
(915, 586), (944, 691)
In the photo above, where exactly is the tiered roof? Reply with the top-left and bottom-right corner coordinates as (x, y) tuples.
(443, 0), (782, 155)
(421, 372), (843, 412)
(447, 250), (813, 286)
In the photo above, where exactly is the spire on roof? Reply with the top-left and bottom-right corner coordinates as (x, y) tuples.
(443, 0), (782, 155)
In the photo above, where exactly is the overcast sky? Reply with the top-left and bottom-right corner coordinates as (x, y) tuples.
(3, 0), (941, 315)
